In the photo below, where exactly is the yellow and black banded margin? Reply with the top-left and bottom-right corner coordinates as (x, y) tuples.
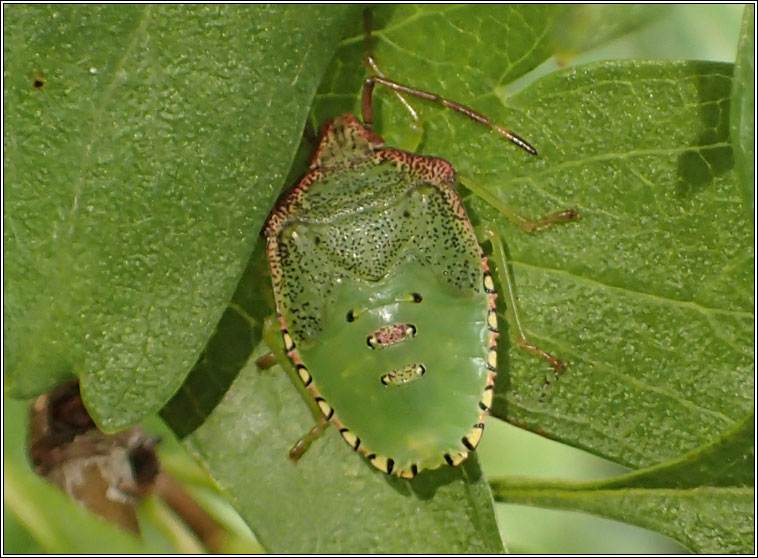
(339, 428), (361, 451)
(487, 347), (497, 371)
(483, 271), (496, 294)
(315, 397), (334, 420)
(462, 422), (485, 451)
(397, 464), (419, 479)
(444, 451), (468, 467)
(367, 453), (395, 475)
(479, 384), (494, 412)
(282, 330), (295, 352)
(487, 308), (498, 333)
(296, 364), (312, 386)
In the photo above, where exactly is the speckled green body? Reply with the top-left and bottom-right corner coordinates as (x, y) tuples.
(264, 114), (497, 478)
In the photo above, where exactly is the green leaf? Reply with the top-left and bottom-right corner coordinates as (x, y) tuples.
(310, 6), (753, 472)
(730, 4), (755, 211)
(599, 412), (754, 489)
(492, 483), (752, 554)
(314, 4), (565, 122)
(476, 57), (752, 554)
(3, 504), (44, 555)
(181, 341), (504, 554)
(490, 414), (755, 553)
(310, 5), (665, 139)
(476, 60), (752, 470)
(550, 4), (671, 57)
(3, 5), (354, 429)
(6, 4), (750, 554)
(160, 5), (750, 553)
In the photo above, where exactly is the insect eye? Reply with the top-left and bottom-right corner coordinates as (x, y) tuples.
(412, 292), (423, 303)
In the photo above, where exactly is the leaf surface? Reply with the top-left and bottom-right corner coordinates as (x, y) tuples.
(730, 4), (755, 210)
(164, 6), (752, 553)
(491, 414), (754, 553)
(6, 4), (750, 554)
(3, 4), (354, 429)
(478, 60), (752, 470)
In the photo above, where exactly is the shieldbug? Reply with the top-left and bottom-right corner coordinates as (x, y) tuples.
(262, 30), (577, 479)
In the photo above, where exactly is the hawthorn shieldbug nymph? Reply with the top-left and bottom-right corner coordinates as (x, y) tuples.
(262, 29), (576, 479)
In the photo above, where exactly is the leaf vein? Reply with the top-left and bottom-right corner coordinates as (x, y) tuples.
(512, 259), (752, 318)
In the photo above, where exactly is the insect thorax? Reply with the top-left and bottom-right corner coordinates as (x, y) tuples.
(275, 158), (484, 345)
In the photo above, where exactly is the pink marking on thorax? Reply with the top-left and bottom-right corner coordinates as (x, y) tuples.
(370, 323), (416, 347)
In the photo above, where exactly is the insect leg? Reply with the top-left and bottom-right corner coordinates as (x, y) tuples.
(258, 315), (333, 459)
(459, 175), (580, 233)
(256, 314), (285, 370)
(255, 352), (278, 370)
(516, 208), (580, 233)
(480, 227), (566, 385)
(289, 416), (330, 462)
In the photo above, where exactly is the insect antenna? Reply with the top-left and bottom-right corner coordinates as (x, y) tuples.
(361, 8), (536, 156)
(362, 9), (421, 127)
(361, 76), (538, 156)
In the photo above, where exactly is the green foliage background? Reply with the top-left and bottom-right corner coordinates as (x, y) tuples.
(4, 4), (754, 554)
